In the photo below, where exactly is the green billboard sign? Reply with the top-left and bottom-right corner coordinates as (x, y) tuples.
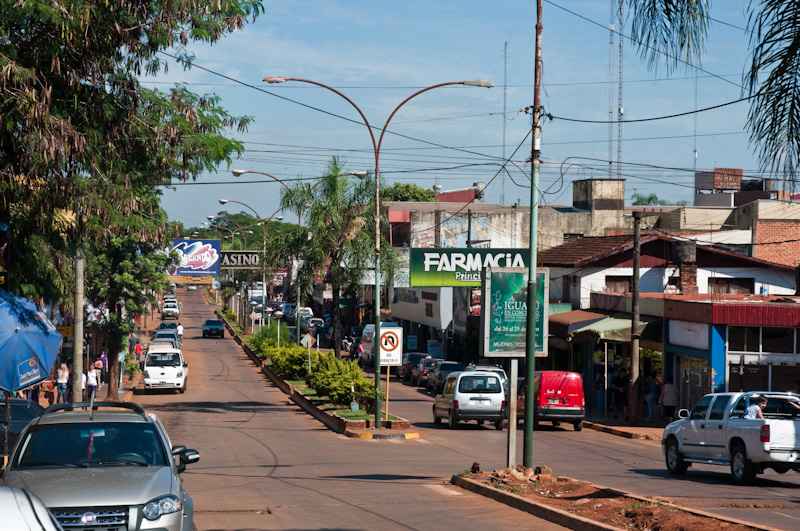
(409, 248), (528, 287)
(480, 267), (548, 358)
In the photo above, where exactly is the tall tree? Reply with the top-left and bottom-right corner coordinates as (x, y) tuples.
(628, 0), (800, 179)
(383, 182), (437, 202)
(280, 157), (393, 356)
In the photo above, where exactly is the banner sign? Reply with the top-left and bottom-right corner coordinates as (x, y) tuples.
(169, 239), (220, 277)
(480, 267), (548, 358)
(410, 248), (528, 287)
(221, 250), (261, 270)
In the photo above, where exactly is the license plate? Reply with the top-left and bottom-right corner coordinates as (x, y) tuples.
(548, 398), (560, 404)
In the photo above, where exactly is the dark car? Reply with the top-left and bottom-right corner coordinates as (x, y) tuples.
(411, 357), (443, 387)
(427, 361), (465, 394)
(0, 399), (45, 454)
(156, 321), (178, 332)
(397, 353), (427, 382)
(202, 318), (225, 338)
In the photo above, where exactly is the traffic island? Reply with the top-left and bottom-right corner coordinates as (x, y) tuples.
(453, 467), (776, 531)
(261, 364), (418, 439)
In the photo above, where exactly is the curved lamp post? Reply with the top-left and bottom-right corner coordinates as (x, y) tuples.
(264, 76), (493, 427)
(218, 199), (284, 329)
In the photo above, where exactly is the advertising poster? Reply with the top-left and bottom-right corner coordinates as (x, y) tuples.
(481, 267), (548, 358)
(168, 239), (220, 279)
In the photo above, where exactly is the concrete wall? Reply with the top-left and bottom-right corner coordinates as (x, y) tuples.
(658, 207), (735, 231)
(557, 265), (796, 309)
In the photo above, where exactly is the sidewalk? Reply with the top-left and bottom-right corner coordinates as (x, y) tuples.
(584, 416), (664, 443)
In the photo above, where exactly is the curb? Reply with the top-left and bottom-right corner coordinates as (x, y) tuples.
(584, 421), (659, 442)
(451, 475), (779, 531)
(343, 430), (420, 440)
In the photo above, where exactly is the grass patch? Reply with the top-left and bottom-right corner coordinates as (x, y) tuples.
(286, 380), (306, 388)
(334, 409), (401, 421)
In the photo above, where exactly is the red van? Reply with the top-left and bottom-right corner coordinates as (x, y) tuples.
(517, 371), (585, 431)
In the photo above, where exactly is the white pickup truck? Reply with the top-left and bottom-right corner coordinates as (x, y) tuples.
(662, 391), (800, 484)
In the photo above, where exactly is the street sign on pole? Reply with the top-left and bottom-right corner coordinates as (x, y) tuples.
(300, 334), (316, 349)
(379, 328), (403, 366)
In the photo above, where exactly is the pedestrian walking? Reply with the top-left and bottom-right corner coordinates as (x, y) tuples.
(56, 363), (70, 403)
(135, 342), (143, 371)
(177, 322), (184, 340)
(659, 376), (680, 423)
(611, 368), (630, 420)
(87, 364), (99, 400)
(100, 350), (109, 383)
(644, 373), (661, 421)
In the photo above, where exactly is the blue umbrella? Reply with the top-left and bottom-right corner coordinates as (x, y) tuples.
(0, 289), (62, 393)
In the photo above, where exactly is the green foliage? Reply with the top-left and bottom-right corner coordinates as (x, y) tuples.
(306, 353), (378, 411)
(248, 320), (290, 355)
(383, 182), (437, 202)
(269, 345), (312, 380)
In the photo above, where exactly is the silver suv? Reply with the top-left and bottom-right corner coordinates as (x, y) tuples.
(1, 402), (199, 530)
(433, 371), (507, 430)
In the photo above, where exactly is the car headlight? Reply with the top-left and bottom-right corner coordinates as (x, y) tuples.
(144, 370), (151, 379)
(177, 370), (183, 378)
(143, 494), (182, 521)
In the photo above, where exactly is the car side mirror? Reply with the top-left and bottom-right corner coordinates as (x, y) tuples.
(183, 361), (188, 368)
(678, 409), (689, 419)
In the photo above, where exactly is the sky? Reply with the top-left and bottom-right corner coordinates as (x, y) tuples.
(149, 1), (761, 230)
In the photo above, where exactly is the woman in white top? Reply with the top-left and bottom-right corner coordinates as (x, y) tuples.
(56, 363), (69, 403)
(86, 366), (99, 400)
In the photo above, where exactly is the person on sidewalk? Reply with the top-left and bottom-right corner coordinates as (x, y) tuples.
(659, 376), (680, 423)
(86, 364), (99, 400)
(56, 363), (70, 403)
(644, 373), (661, 421)
(100, 350), (108, 384)
(611, 368), (630, 420)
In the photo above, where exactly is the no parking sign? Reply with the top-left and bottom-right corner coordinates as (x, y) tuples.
(379, 328), (403, 366)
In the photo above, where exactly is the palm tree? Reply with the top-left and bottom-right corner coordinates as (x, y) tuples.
(280, 157), (380, 357)
(629, 1), (800, 178)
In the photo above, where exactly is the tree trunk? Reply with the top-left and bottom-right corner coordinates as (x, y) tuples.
(331, 270), (341, 358)
(105, 327), (124, 402)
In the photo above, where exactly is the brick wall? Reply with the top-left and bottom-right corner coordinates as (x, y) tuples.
(679, 262), (698, 295)
(754, 220), (800, 267)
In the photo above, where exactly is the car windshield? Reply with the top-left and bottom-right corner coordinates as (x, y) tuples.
(158, 323), (177, 329)
(204, 320), (222, 327)
(439, 363), (463, 371)
(146, 353), (182, 367)
(14, 422), (168, 468)
(458, 375), (502, 394)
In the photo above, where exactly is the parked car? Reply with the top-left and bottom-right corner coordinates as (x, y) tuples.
(433, 371), (506, 430)
(411, 357), (443, 387)
(152, 329), (181, 349)
(465, 363), (509, 392)
(427, 361), (465, 394)
(3, 401), (200, 531)
(397, 353), (427, 381)
(162, 300), (180, 320)
(156, 321), (178, 332)
(202, 318), (225, 338)
(516, 371), (585, 431)
(143, 346), (188, 393)
(0, 398), (44, 455)
(662, 391), (800, 484)
(187, 284), (197, 291)
(306, 318), (326, 336)
(0, 486), (62, 531)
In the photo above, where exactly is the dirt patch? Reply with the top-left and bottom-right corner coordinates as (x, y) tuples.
(466, 467), (762, 530)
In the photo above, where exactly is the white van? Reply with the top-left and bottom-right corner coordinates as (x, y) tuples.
(360, 322), (401, 364)
(433, 371), (506, 430)
(143, 346), (188, 393)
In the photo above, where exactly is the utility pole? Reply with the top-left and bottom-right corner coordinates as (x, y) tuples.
(523, 0), (543, 469)
(629, 211), (642, 426)
(72, 244), (84, 403)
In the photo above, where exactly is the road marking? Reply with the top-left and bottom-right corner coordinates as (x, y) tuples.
(424, 484), (463, 496)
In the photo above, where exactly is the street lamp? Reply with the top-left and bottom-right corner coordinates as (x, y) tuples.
(274, 310), (284, 349)
(217, 199), (284, 332)
(264, 76), (493, 428)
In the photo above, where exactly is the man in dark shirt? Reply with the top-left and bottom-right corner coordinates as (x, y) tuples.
(611, 368), (630, 420)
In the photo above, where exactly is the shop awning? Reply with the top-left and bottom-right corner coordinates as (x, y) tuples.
(549, 310), (660, 344)
(570, 313), (659, 343)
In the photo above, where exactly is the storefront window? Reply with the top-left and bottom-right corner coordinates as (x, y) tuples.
(728, 326), (760, 352)
(761, 327), (795, 354)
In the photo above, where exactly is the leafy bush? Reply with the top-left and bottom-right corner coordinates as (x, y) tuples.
(270, 345), (313, 380)
(248, 320), (291, 356)
(305, 353), (381, 413)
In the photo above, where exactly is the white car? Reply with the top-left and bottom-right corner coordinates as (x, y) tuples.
(187, 284), (197, 291)
(143, 346), (188, 393)
(162, 301), (180, 320)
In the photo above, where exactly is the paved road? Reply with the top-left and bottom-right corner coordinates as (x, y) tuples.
(389, 367), (800, 530)
(133, 290), (568, 531)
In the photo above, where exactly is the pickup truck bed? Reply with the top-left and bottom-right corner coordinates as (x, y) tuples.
(662, 391), (800, 484)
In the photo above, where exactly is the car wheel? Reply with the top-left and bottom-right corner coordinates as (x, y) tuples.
(573, 420), (583, 431)
(731, 444), (757, 484)
(495, 419), (504, 431)
(665, 438), (689, 475)
(433, 406), (441, 426)
(552, 420), (561, 427)
(477, 420), (484, 426)
(448, 410), (458, 429)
